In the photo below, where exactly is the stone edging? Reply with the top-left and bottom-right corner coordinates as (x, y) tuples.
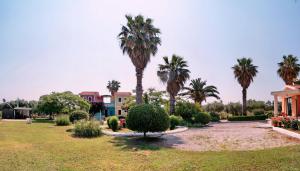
(102, 126), (188, 137)
(272, 126), (300, 140)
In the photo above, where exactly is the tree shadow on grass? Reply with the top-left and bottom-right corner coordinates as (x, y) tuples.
(32, 118), (54, 123)
(109, 135), (185, 151)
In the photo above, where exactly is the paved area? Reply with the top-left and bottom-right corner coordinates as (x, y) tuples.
(157, 121), (300, 151)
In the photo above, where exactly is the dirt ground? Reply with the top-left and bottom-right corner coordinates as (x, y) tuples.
(157, 121), (300, 151)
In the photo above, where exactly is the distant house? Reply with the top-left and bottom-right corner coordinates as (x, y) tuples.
(114, 92), (131, 117)
(79, 91), (131, 118)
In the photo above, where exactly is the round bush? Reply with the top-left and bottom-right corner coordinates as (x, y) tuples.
(209, 112), (220, 122)
(69, 110), (89, 123)
(55, 115), (70, 126)
(109, 116), (119, 132)
(194, 112), (211, 125)
(74, 120), (101, 137)
(169, 115), (181, 130)
(175, 102), (201, 121)
(106, 117), (112, 128)
(126, 104), (170, 137)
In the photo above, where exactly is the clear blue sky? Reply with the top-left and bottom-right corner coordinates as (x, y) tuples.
(0, 0), (300, 103)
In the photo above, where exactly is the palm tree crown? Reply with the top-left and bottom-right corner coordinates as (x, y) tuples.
(106, 80), (121, 96)
(181, 78), (220, 105)
(118, 15), (161, 104)
(157, 55), (190, 114)
(277, 55), (300, 85)
(232, 57), (258, 115)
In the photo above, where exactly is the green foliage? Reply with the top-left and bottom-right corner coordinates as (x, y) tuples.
(209, 112), (220, 122)
(74, 120), (102, 137)
(204, 101), (224, 113)
(126, 104), (169, 137)
(224, 102), (242, 116)
(228, 115), (267, 121)
(265, 111), (274, 118)
(175, 102), (201, 121)
(55, 115), (70, 126)
(106, 117), (112, 128)
(0, 111), (2, 119)
(247, 99), (265, 112)
(106, 80), (121, 95)
(169, 115), (181, 130)
(277, 54), (300, 85)
(143, 88), (166, 107)
(252, 108), (265, 115)
(109, 116), (119, 132)
(281, 118), (291, 129)
(121, 96), (135, 111)
(291, 120), (299, 130)
(37, 92), (90, 117)
(69, 110), (89, 123)
(194, 112), (211, 125)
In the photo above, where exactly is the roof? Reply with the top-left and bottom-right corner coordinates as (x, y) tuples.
(114, 92), (131, 96)
(271, 85), (300, 97)
(79, 92), (100, 96)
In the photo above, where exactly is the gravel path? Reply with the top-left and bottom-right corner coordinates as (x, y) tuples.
(157, 121), (300, 151)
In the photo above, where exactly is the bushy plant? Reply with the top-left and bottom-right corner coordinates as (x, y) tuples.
(175, 102), (201, 121)
(291, 120), (299, 130)
(109, 116), (119, 132)
(252, 108), (265, 116)
(169, 115), (181, 130)
(194, 112), (211, 125)
(0, 111), (2, 120)
(106, 117), (112, 128)
(55, 115), (70, 126)
(126, 104), (169, 137)
(281, 118), (291, 129)
(265, 111), (274, 119)
(228, 115), (267, 121)
(74, 120), (101, 137)
(69, 110), (89, 123)
(209, 112), (220, 122)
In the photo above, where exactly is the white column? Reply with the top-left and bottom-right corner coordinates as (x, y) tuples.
(274, 95), (278, 116)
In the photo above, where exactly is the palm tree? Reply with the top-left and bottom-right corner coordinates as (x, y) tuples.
(181, 78), (220, 105)
(277, 55), (300, 85)
(118, 15), (161, 104)
(106, 80), (121, 96)
(157, 55), (190, 114)
(232, 58), (258, 116)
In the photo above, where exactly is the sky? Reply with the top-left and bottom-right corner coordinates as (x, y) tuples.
(0, 0), (300, 104)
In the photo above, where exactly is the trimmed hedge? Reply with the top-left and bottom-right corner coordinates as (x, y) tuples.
(109, 116), (119, 132)
(194, 112), (211, 125)
(69, 110), (89, 123)
(227, 115), (267, 121)
(169, 115), (181, 130)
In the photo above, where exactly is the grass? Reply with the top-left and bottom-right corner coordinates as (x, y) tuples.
(1, 121), (300, 170)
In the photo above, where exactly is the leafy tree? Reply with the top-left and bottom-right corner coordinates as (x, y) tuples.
(224, 102), (242, 116)
(181, 78), (220, 105)
(232, 58), (258, 115)
(143, 88), (165, 107)
(89, 102), (105, 117)
(277, 55), (300, 85)
(37, 91), (90, 119)
(247, 99), (265, 112)
(106, 80), (121, 96)
(118, 15), (161, 104)
(121, 96), (136, 111)
(157, 55), (190, 114)
(204, 101), (224, 113)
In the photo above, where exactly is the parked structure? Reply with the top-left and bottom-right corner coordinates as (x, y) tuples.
(271, 84), (300, 117)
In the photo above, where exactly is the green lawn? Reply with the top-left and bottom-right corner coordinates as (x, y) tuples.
(1, 121), (300, 171)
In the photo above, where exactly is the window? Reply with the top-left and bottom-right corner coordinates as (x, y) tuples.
(118, 98), (122, 102)
(118, 110), (121, 115)
(88, 96), (92, 102)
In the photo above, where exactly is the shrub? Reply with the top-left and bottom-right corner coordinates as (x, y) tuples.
(126, 104), (169, 137)
(227, 115), (267, 121)
(265, 111), (274, 118)
(55, 115), (70, 126)
(291, 120), (299, 130)
(281, 118), (291, 129)
(0, 111), (2, 120)
(252, 108), (265, 116)
(109, 116), (119, 132)
(175, 102), (201, 121)
(69, 110), (89, 123)
(169, 115), (181, 130)
(194, 112), (211, 125)
(106, 117), (112, 128)
(209, 112), (220, 122)
(74, 120), (102, 137)
(272, 119), (278, 127)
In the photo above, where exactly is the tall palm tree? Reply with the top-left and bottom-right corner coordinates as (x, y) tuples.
(232, 58), (258, 116)
(157, 55), (190, 114)
(181, 78), (220, 105)
(106, 80), (121, 96)
(118, 15), (161, 104)
(277, 55), (300, 85)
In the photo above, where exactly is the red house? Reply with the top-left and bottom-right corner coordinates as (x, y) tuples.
(79, 92), (103, 103)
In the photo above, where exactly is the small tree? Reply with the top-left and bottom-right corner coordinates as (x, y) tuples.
(126, 104), (169, 137)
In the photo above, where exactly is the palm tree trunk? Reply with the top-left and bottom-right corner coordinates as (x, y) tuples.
(242, 88), (247, 116)
(136, 68), (143, 104)
(169, 95), (175, 114)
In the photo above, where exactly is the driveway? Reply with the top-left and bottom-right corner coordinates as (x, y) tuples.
(158, 121), (300, 151)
